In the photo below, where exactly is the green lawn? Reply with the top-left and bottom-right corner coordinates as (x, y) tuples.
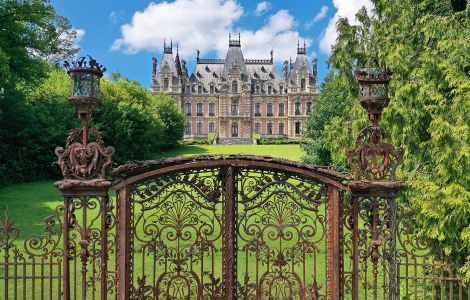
(156, 144), (304, 161)
(0, 144), (304, 235)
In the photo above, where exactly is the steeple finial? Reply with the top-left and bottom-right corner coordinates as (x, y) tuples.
(163, 38), (172, 54)
(297, 38), (306, 54)
(229, 32), (241, 47)
(270, 49), (273, 63)
(196, 49), (200, 62)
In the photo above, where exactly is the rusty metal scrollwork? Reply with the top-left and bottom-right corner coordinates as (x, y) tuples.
(55, 128), (115, 180)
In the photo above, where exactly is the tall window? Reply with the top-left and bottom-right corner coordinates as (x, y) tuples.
(255, 103), (261, 116)
(295, 102), (301, 115)
(185, 122), (191, 135)
(210, 85), (214, 94)
(196, 103), (203, 116)
(232, 80), (238, 94)
(307, 102), (312, 113)
(267, 123), (273, 135)
(209, 103), (215, 116)
(185, 102), (192, 116)
(279, 103), (285, 116)
(197, 122), (203, 134)
(301, 78), (306, 90)
(198, 85), (202, 94)
(267, 103), (273, 116)
(163, 78), (169, 90)
(295, 121), (301, 135)
(186, 85), (190, 94)
(231, 100), (238, 116)
(279, 123), (284, 135)
(255, 122), (261, 134)
(209, 122), (215, 133)
(280, 85), (283, 94)
(268, 85), (272, 94)
(256, 85), (260, 94)
(231, 122), (238, 137)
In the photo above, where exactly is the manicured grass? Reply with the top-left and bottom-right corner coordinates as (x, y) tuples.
(156, 144), (304, 161)
(0, 144), (305, 233)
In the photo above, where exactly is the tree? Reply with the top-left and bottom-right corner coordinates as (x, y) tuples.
(303, 0), (470, 275)
(154, 93), (185, 148)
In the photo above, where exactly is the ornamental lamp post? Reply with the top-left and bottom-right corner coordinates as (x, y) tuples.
(56, 56), (113, 300)
(347, 60), (403, 300)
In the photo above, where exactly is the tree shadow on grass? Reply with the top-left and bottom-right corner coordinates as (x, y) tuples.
(154, 145), (210, 159)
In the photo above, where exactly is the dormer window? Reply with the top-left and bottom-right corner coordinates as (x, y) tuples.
(197, 71), (203, 78)
(280, 85), (283, 94)
(268, 85), (272, 94)
(210, 85), (214, 94)
(198, 85), (202, 94)
(261, 66), (267, 73)
(269, 72), (275, 79)
(256, 85), (260, 94)
(254, 72), (259, 79)
(232, 80), (238, 94)
(163, 78), (169, 90)
(301, 78), (306, 90)
(205, 65), (210, 72)
(213, 72), (218, 78)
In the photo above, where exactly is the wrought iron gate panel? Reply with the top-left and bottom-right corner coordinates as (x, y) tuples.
(64, 194), (116, 300)
(341, 197), (397, 300)
(127, 168), (225, 299)
(236, 168), (329, 300)
(0, 207), (64, 300)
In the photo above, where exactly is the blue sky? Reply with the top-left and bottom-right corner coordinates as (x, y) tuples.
(52, 0), (372, 88)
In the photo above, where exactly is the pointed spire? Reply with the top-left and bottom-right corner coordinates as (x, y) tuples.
(297, 38), (306, 54)
(175, 42), (182, 77)
(270, 49), (274, 63)
(196, 49), (200, 62)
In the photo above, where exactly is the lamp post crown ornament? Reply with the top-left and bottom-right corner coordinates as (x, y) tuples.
(346, 59), (404, 185)
(55, 56), (114, 183)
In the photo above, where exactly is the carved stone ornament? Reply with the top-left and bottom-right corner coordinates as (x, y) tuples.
(55, 127), (115, 180)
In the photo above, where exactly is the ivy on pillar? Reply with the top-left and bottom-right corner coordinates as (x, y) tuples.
(55, 56), (114, 300)
(346, 60), (404, 300)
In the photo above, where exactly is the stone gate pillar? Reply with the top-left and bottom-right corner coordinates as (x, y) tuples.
(54, 56), (114, 300)
(346, 62), (404, 300)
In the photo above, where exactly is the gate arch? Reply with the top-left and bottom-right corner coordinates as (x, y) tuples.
(111, 155), (350, 300)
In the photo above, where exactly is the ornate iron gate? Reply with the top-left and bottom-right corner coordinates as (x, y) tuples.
(111, 156), (350, 300)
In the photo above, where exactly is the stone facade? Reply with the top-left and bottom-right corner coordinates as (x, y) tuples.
(151, 35), (318, 144)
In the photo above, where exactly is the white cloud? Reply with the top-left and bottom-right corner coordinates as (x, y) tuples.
(314, 5), (329, 22)
(306, 5), (329, 29)
(109, 11), (125, 24)
(319, 0), (373, 54)
(75, 29), (85, 44)
(237, 10), (311, 63)
(111, 0), (243, 57)
(255, 1), (271, 16)
(112, 1), (311, 64)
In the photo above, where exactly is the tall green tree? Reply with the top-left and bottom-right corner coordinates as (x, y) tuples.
(303, 0), (470, 275)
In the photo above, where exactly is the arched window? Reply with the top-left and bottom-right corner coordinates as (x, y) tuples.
(256, 84), (260, 94)
(268, 85), (272, 94)
(232, 80), (238, 94)
(231, 122), (238, 137)
(301, 78), (306, 90)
